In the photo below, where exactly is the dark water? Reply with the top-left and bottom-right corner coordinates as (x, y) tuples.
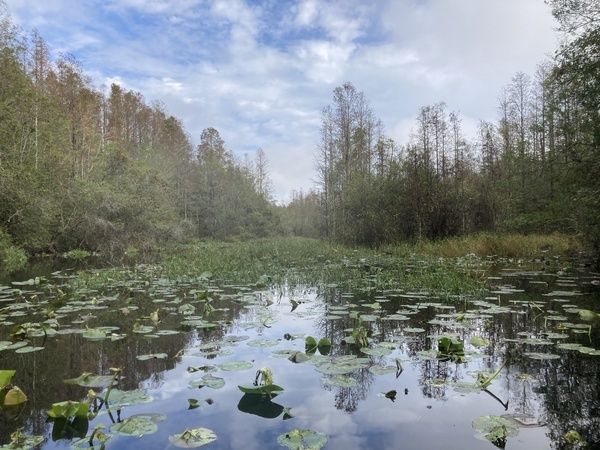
(0, 258), (599, 449)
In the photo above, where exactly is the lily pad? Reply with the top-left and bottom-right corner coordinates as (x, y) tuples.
(82, 329), (108, 341)
(368, 366), (398, 376)
(321, 375), (357, 388)
(247, 339), (279, 347)
(524, 352), (561, 360)
(218, 361), (253, 371)
(188, 374), (225, 390)
(472, 415), (519, 445)
(470, 336), (491, 347)
(238, 384), (284, 395)
(64, 373), (115, 388)
(110, 416), (158, 436)
(169, 428), (217, 448)
(360, 347), (392, 357)
(277, 429), (328, 450)
(104, 389), (152, 407)
(137, 353), (168, 361)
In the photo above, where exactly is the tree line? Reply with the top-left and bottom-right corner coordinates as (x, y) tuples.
(0, 1), (279, 262)
(286, 0), (600, 256)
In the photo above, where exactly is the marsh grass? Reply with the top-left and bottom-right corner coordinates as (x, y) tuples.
(68, 234), (580, 297)
(399, 233), (581, 258)
(159, 237), (486, 296)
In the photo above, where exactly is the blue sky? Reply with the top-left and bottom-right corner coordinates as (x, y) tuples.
(7, 0), (559, 202)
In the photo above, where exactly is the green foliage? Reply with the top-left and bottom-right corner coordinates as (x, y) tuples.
(437, 336), (465, 363)
(305, 337), (331, 355)
(0, 229), (26, 272)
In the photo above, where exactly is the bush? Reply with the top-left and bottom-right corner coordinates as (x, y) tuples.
(0, 228), (27, 272)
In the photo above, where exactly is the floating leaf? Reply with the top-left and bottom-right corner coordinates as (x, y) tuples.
(46, 401), (88, 419)
(82, 329), (107, 341)
(109, 416), (158, 436)
(579, 309), (599, 320)
(360, 347), (392, 357)
(104, 389), (152, 407)
(137, 353), (168, 361)
(524, 352), (561, 360)
(277, 429), (328, 450)
(369, 366), (398, 376)
(470, 336), (491, 347)
(238, 384), (284, 396)
(188, 398), (200, 410)
(188, 374), (225, 390)
(218, 361), (253, 371)
(14, 346), (44, 354)
(64, 373), (115, 388)
(169, 427), (217, 448)
(247, 339), (279, 347)
(288, 351), (311, 363)
(472, 415), (519, 445)
(321, 375), (357, 388)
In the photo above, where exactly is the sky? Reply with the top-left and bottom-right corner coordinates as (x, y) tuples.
(6, 0), (560, 203)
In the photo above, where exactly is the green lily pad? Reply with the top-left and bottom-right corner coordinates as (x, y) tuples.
(104, 389), (152, 407)
(238, 384), (284, 395)
(321, 375), (358, 388)
(137, 353), (168, 361)
(472, 415), (519, 445)
(218, 361), (253, 371)
(64, 373), (115, 388)
(360, 347), (392, 357)
(169, 427), (217, 448)
(46, 401), (89, 419)
(470, 336), (491, 347)
(524, 352), (561, 360)
(404, 327), (426, 333)
(188, 374), (225, 390)
(579, 309), (599, 320)
(110, 416), (158, 436)
(368, 366), (398, 375)
(277, 429), (328, 450)
(82, 329), (108, 340)
(247, 339), (279, 347)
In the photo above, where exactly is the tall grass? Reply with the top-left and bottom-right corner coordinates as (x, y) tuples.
(69, 234), (580, 297)
(392, 233), (581, 258)
(159, 237), (487, 296)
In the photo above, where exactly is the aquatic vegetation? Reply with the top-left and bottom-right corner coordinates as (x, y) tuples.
(277, 429), (328, 450)
(0, 429), (44, 450)
(0, 240), (598, 449)
(0, 370), (27, 407)
(472, 415), (519, 447)
(168, 428), (217, 448)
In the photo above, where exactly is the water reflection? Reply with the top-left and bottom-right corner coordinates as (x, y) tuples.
(0, 260), (599, 449)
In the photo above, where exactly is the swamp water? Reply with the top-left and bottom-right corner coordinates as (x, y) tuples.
(0, 258), (599, 449)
